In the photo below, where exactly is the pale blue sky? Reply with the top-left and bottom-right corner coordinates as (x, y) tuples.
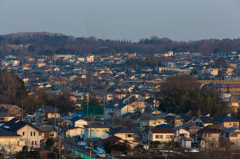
(0, 0), (240, 42)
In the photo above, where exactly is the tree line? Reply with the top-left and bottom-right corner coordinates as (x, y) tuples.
(1, 32), (240, 57)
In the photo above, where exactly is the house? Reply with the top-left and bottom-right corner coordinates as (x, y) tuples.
(37, 126), (57, 141)
(3, 118), (43, 148)
(221, 127), (240, 146)
(65, 127), (84, 138)
(139, 117), (167, 131)
(104, 103), (134, 120)
(107, 126), (135, 142)
(0, 104), (21, 116)
(227, 96), (239, 112)
(44, 106), (60, 119)
(193, 116), (213, 127)
(69, 117), (88, 127)
(144, 128), (174, 146)
(173, 125), (192, 148)
(213, 116), (240, 128)
(129, 98), (147, 110)
(164, 116), (183, 127)
(197, 127), (220, 148)
(0, 127), (23, 153)
(83, 125), (111, 141)
(0, 112), (16, 121)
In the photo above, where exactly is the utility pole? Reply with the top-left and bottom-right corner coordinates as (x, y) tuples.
(21, 98), (25, 120)
(89, 116), (93, 157)
(148, 126), (151, 159)
(59, 126), (61, 159)
(54, 107), (57, 127)
(42, 104), (44, 126)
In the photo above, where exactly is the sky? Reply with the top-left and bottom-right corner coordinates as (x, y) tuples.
(0, 0), (240, 42)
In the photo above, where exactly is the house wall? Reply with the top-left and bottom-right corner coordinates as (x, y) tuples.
(72, 119), (88, 127)
(114, 133), (135, 141)
(175, 129), (190, 138)
(17, 125), (43, 148)
(47, 113), (60, 119)
(0, 136), (22, 153)
(149, 132), (174, 143)
(10, 106), (21, 115)
(83, 127), (110, 141)
(66, 128), (84, 137)
(121, 105), (134, 115)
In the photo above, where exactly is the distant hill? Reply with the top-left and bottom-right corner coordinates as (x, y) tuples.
(0, 32), (239, 57)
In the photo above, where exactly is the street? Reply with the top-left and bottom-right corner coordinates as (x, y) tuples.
(63, 138), (108, 159)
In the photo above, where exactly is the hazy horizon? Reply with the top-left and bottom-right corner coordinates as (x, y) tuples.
(1, 0), (240, 42)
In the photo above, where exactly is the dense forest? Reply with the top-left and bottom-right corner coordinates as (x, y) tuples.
(0, 32), (240, 57)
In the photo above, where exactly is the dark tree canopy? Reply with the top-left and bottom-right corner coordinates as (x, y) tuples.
(160, 74), (199, 96)
(158, 86), (228, 118)
(0, 70), (27, 104)
(27, 45), (35, 52)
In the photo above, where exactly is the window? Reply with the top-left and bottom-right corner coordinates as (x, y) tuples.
(35, 141), (37, 145)
(34, 132), (35, 136)
(32, 141), (34, 145)
(166, 135), (173, 139)
(230, 134), (238, 137)
(31, 132), (32, 136)
(156, 135), (163, 139)
(23, 132), (25, 136)
(126, 134), (133, 138)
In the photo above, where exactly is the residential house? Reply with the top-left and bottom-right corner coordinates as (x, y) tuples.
(44, 106), (60, 119)
(104, 103), (134, 120)
(0, 128), (23, 153)
(221, 127), (240, 146)
(37, 126), (57, 141)
(144, 128), (174, 146)
(69, 117), (88, 127)
(107, 126), (135, 142)
(65, 127), (84, 138)
(173, 125), (192, 148)
(197, 127), (220, 148)
(0, 104), (21, 116)
(139, 117), (167, 131)
(193, 116), (213, 127)
(213, 116), (240, 128)
(3, 118), (43, 148)
(164, 116), (183, 127)
(0, 112), (16, 121)
(83, 125), (111, 141)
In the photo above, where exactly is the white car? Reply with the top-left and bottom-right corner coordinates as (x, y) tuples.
(97, 152), (105, 157)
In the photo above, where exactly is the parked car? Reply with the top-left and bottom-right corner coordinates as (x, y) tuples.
(97, 152), (105, 157)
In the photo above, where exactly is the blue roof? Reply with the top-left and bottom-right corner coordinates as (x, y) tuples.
(214, 116), (240, 122)
(155, 124), (173, 128)
(70, 116), (81, 122)
(105, 103), (127, 109)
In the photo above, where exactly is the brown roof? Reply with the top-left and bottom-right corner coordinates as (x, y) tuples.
(198, 127), (220, 134)
(208, 124), (227, 130)
(151, 128), (174, 133)
(102, 136), (122, 144)
(229, 96), (239, 103)
(0, 104), (20, 110)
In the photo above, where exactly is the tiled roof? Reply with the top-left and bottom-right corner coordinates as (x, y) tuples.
(108, 127), (134, 135)
(214, 116), (240, 122)
(102, 136), (122, 144)
(198, 127), (220, 134)
(151, 128), (174, 133)
(0, 128), (21, 137)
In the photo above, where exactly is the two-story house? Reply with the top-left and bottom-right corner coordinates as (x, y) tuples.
(83, 125), (111, 141)
(197, 127), (220, 148)
(221, 127), (240, 146)
(140, 117), (167, 131)
(213, 116), (240, 128)
(104, 103), (134, 120)
(144, 128), (174, 146)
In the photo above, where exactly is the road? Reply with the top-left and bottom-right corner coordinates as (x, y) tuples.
(63, 138), (108, 159)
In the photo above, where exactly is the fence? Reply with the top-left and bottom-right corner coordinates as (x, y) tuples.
(68, 148), (95, 159)
(82, 105), (104, 116)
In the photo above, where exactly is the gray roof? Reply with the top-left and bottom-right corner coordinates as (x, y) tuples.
(221, 127), (239, 134)
(108, 127), (134, 135)
(0, 128), (21, 137)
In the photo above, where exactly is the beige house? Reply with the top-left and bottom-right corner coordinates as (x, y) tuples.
(107, 126), (135, 142)
(198, 127), (220, 148)
(83, 125), (111, 141)
(213, 116), (240, 128)
(66, 127), (84, 138)
(0, 128), (23, 154)
(221, 127), (240, 147)
(144, 128), (174, 144)
(0, 104), (21, 116)
(3, 118), (43, 148)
